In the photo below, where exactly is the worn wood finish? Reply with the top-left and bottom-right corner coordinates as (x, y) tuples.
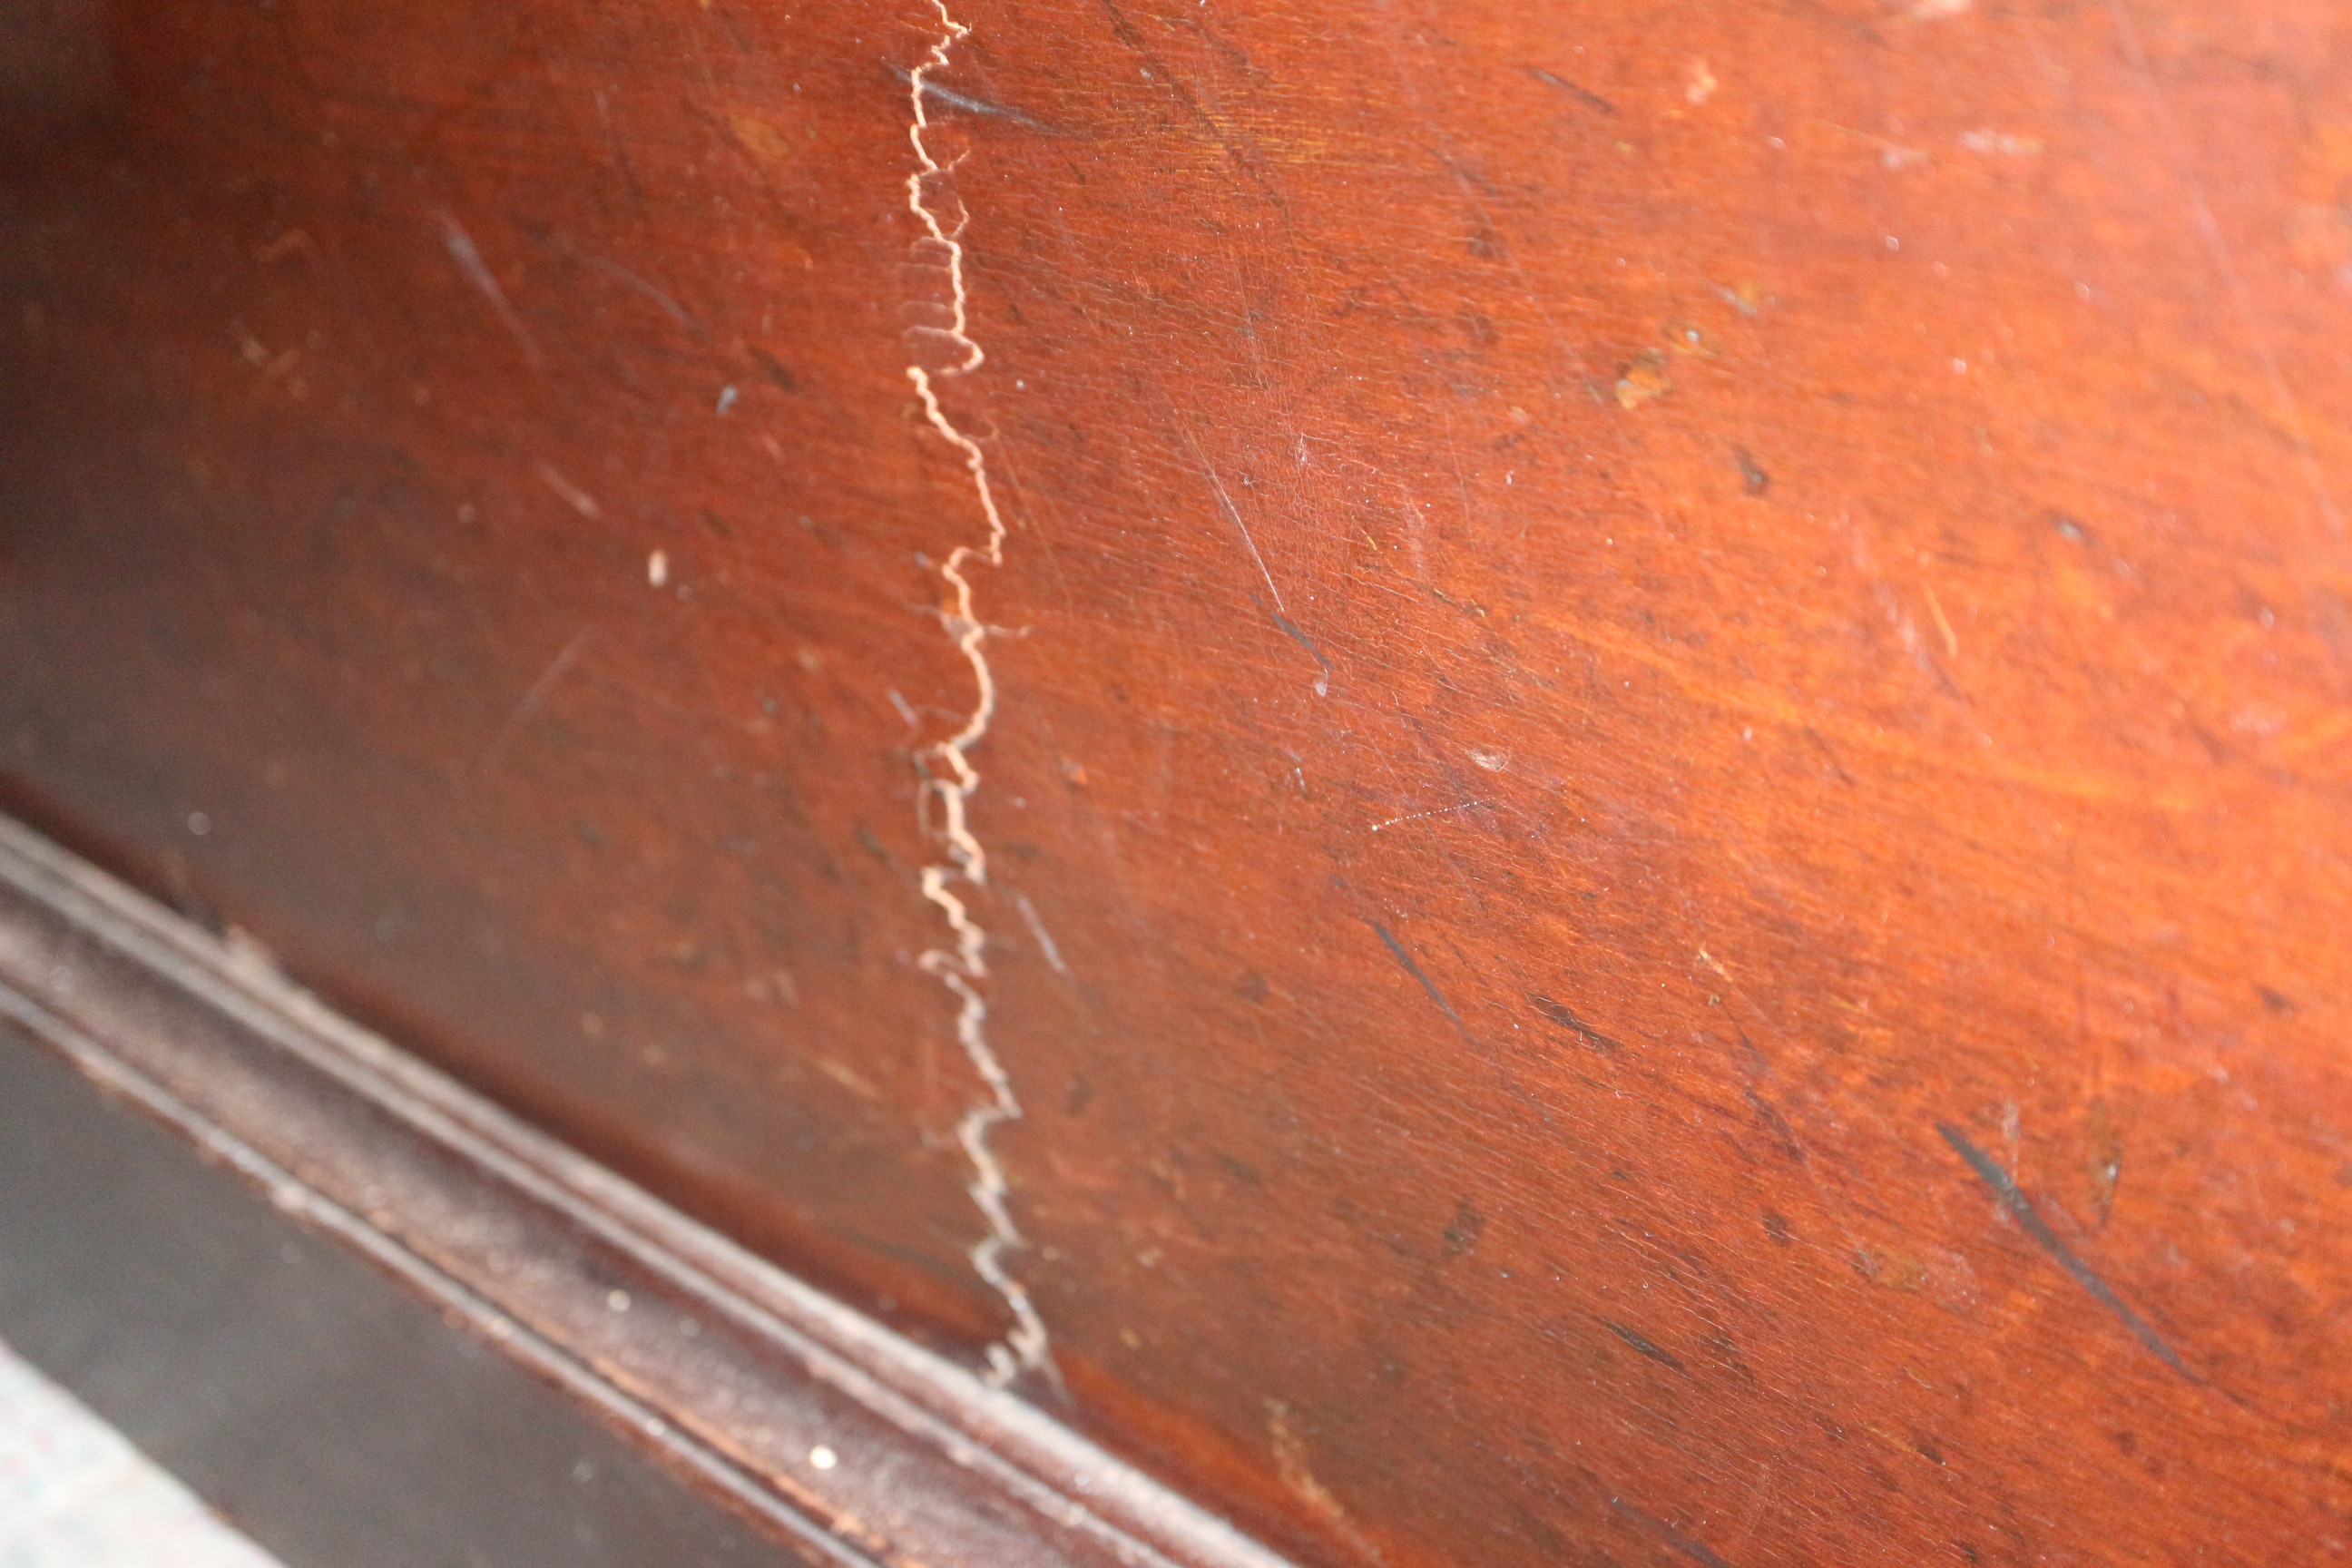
(5, 0), (2351, 1563)
(0, 813), (1290, 1568)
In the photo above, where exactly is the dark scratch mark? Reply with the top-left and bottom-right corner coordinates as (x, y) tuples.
(1610, 1499), (1739, 1568)
(1801, 726), (1856, 786)
(748, 345), (798, 393)
(1213, 1152), (1263, 1188)
(1098, 0), (1289, 217)
(883, 61), (1059, 132)
(1602, 1319), (1687, 1373)
(1369, 921), (1468, 1035)
(1529, 994), (1621, 1054)
(1527, 67), (1616, 115)
(1269, 610), (1335, 695)
(1741, 1085), (1808, 1162)
(1734, 446), (1769, 496)
(1936, 1122), (2199, 1383)
(853, 823), (897, 867)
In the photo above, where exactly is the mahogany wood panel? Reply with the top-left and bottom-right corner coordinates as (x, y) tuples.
(5, 0), (2351, 1563)
(0, 811), (1289, 1568)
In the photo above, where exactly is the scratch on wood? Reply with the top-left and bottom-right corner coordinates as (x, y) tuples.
(534, 461), (603, 519)
(1367, 920), (1472, 1044)
(1369, 799), (1487, 833)
(1527, 67), (1616, 116)
(473, 627), (593, 779)
(1936, 1122), (2198, 1382)
(436, 212), (543, 369)
(1610, 1498), (1741, 1568)
(905, 0), (1059, 1393)
(1602, 1318), (1688, 1374)
(884, 61), (1058, 132)
(1269, 610), (1334, 697)
(1177, 423), (1286, 612)
(1011, 889), (1069, 976)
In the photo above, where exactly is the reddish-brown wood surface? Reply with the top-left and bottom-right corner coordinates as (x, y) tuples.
(5, 0), (2351, 1563)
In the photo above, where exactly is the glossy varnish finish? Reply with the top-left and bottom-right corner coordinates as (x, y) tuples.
(0, 812), (1292, 1568)
(4, 0), (2351, 1563)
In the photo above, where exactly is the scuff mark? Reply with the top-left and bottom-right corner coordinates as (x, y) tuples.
(903, 0), (1060, 1394)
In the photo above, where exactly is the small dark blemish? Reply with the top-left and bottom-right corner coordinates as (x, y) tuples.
(1215, 1152), (1264, 1188)
(1742, 1085), (1807, 1161)
(1063, 1073), (1093, 1115)
(698, 507), (734, 538)
(853, 823), (893, 865)
(1913, 1438), (1946, 1466)
(1443, 1198), (1485, 1256)
(1527, 67), (1616, 115)
(1602, 1318), (1686, 1374)
(749, 346), (798, 392)
(1236, 969), (1270, 1004)
(1529, 994), (1622, 1054)
(1802, 726), (1857, 786)
(2111, 1429), (2137, 1456)
(2259, 986), (2297, 1015)
(1734, 447), (1769, 495)
(1760, 1210), (1793, 1246)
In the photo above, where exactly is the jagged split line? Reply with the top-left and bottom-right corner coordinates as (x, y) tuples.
(903, 0), (1055, 1391)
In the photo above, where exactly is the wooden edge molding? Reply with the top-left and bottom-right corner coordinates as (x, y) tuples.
(0, 810), (1296, 1568)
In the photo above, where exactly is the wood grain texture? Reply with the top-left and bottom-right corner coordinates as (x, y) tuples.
(5, 0), (2351, 1563)
(0, 811), (1292, 1568)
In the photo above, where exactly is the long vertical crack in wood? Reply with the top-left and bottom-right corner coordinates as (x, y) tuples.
(904, 0), (1056, 1392)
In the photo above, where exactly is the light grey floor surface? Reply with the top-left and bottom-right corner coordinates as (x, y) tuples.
(0, 1334), (284, 1568)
